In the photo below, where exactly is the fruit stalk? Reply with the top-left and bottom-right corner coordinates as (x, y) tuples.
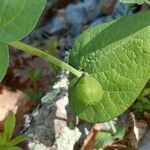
(9, 41), (82, 78)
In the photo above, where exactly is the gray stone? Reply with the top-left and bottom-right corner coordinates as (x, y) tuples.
(83, 0), (102, 21)
(138, 128), (150, 150)
(90, 16), (108, 27)
(112, 1), (136, 19)
(24, 72), (77, 149)
(66, 2), (86, 26)
(44, 15), (67, 35)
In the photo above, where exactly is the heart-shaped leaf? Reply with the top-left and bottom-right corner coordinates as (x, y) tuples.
(0, 43), (9, 82)
(0, 0), (47, 43)
(69, 11), (150, 123)
(0, 0), (26, 27)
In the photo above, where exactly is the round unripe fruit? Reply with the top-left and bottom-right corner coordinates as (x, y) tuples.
(69, 74), (104, 114)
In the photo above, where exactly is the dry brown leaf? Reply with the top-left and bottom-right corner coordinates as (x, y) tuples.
(0, 86), (36, 131)
(81, 124), (101, 150)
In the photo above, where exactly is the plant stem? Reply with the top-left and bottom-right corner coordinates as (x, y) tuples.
(108, 121), (116, 134)
(9, 41), (82, 78)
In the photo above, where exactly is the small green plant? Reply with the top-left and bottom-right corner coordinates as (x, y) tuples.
(0, 0), (150, 124)
(132, 86), (150, 115)
(47, 41), (58, 54)
(0, 112), (26, 149)
(26, 90), (44, 102)
(94, 125), (125, 149)
(46, 40), (61, 74)
(27, 68), (42, 88)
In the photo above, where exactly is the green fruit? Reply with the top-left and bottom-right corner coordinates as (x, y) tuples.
(69, 74), (104, 115)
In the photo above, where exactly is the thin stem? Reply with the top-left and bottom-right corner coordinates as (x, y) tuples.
(9, 41), (82, 78)
(108, 121), (117, 134)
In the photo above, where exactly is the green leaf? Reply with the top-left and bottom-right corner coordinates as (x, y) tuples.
(113, 125), (125, 140)
(132, 102), (143, 114)
(120, 0), (148, 4)
(69, 11), (150, 123)
(47, 41), (58, 54)
(0, 43), (9, 82)
(94, 125), (125, 149)
(8, 147), (22, 150)
(0, 133), (6, 145)
(94, 131), (113, 149)
(7, 135), (26, 146)
(3, 112), (16, 142)
(27, 68), (42, 85)
(26, 90), (44, 101)
(139, 97), (150, 111)
(140, 87), (150, 97)
(0, 0), (26, 27)
(0, 0), (47, 43)
(0, 146), (22, 150)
